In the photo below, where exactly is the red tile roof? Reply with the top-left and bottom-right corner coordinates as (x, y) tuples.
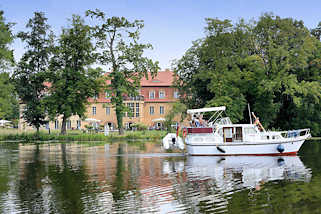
(140, 70), (175, 86)
(103, 69), (175, 87)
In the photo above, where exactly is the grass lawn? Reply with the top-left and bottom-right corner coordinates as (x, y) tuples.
(0, 128), (167, 142)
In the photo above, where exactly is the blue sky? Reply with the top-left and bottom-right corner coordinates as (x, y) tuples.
(1, 0), (320, 70)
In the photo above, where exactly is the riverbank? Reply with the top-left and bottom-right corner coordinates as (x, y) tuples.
(0, 129), (167, 142)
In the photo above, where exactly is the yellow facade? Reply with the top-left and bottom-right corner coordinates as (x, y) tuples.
(18, 70), (185, 131)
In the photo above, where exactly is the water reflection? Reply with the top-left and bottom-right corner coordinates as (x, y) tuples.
(163, 156), (312, 213)
(0, 141), (320, 213)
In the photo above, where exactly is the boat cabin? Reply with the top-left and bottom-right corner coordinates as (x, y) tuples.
(215, 124), (260, 143)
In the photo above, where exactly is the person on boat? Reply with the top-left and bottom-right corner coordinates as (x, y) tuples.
(193, 115), (201, 127)
(254, 117), (264, 132)
(199, 114), (207, 127)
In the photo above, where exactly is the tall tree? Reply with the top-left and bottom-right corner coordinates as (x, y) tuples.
(0, 11), (17, 122)
(311, 21), (321, 41)
(13, 12), (53, 133)
(0, 72), (19, 121)
(0, 10), (14, 71)
(174, 14), (321, 135)
(46, 15), (104, 135)
(86, 9), (159, 135)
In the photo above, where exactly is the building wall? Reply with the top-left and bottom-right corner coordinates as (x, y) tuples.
(18, 71), (185, 131)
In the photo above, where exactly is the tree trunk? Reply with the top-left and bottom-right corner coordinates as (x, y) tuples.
(36, 125), (40, 138)
(115, 91), (124, 135)
(61, 115), (67, 135)
(116, 106), (124, 135)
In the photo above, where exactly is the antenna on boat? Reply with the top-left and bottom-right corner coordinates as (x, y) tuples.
(248, 103), (252, 124)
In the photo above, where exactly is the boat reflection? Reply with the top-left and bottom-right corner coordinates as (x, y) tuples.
(164, 156), (311, 189)
(162, 155), (312, 213)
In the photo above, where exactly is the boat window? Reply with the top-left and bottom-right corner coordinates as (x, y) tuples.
(244, 127), (257, 135)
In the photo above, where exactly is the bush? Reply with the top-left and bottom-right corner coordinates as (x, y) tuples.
(131, 122), (147, 131)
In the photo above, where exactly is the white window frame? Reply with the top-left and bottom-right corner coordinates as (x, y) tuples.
(55, 120), (59, 130)
(77, 120), (81, 129)
(159, 90), (165, 99)
(106, 107), (110, 115)
(92, 106), (96, 115)
(136, 103), (140, 117)
(105, 91), (111, 99)
(67, 120), (71, 129)
(160, 106), (164, 115)
(149, 90), (155, 99)
(150, 106), (154, 115)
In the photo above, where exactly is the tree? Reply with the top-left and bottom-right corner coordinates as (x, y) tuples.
(0, 72), (19, 121)
(13, 12), (53, 134)
(164, 101), (187, 131)
(46, 15), (104, 135)
(0, 10), (14, 71)
(86, 9), (159, 135)
(174, 14), (321, 135)
(0, 11), (18, 122)
(311, 21), (321, 40)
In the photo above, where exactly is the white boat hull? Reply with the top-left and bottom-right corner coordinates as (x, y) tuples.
(186, 139), (306, 156)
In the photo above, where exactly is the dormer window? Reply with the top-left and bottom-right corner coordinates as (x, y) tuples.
(105, 91), (111, 99)
(159, 90), (165, 99)
(149, 90), (155, 99)
(93, 93), (98, 99)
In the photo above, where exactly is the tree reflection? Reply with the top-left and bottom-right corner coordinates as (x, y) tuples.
(17, 144), (48, 213)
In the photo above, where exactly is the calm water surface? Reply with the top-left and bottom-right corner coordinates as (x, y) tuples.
(0, 140), (320, 214)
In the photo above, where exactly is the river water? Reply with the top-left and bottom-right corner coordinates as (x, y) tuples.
(0, 140), (320, 214)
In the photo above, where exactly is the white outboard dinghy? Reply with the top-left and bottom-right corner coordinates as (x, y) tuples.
(162, 133), (184, 150)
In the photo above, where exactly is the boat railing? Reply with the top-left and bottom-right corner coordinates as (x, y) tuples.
(280, 129), (311, 139)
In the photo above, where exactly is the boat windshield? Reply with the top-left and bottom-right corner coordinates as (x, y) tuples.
(215, 117), (232, 125)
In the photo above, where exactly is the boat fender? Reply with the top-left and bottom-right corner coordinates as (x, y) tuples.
(171, 137), (176, 145)
(277, 157), (285, 166)
(217, 157), (225, 163)
(216, 146), (226, 153)
(277, 144), (285, 153)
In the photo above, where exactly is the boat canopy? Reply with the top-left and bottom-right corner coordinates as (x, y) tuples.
(187, 106), (226, 114)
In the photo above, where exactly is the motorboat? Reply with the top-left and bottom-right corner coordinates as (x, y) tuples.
(183, 106), (311, 156)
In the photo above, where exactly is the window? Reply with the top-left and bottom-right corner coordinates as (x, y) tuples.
(92, 106), (96, 115)
(105, 91), (111, 99)
(67, 120), (71, 129)
(127, 103), (134, 117)
(77, 120), (81, 129)
(174, 91), (179, 99)
(160, 106), (164, 114)
(93, 93), (98, 99)
(136, 103), (140, 117)
(55, 120), (59, 130)
(159, 90), (165, 99)
(106, 107), (110, 115)
(150, 106), (154, 115)
(244, 127), (257, 135)
(149, 90), (155, 99)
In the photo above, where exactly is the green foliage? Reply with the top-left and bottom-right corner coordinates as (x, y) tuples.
(164, 101), (187, 131)
(131, 122), (147, 131)
(0, 130), (166, 142)
(0, 11), (17, 121)
(46, 14), (105, 135)
(174, 13), (321, 135)
(0, 72), (19, 120)
(86, 9), (159, 135)
(13, 12), (53, 133)
(0, 10), (14, 70)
